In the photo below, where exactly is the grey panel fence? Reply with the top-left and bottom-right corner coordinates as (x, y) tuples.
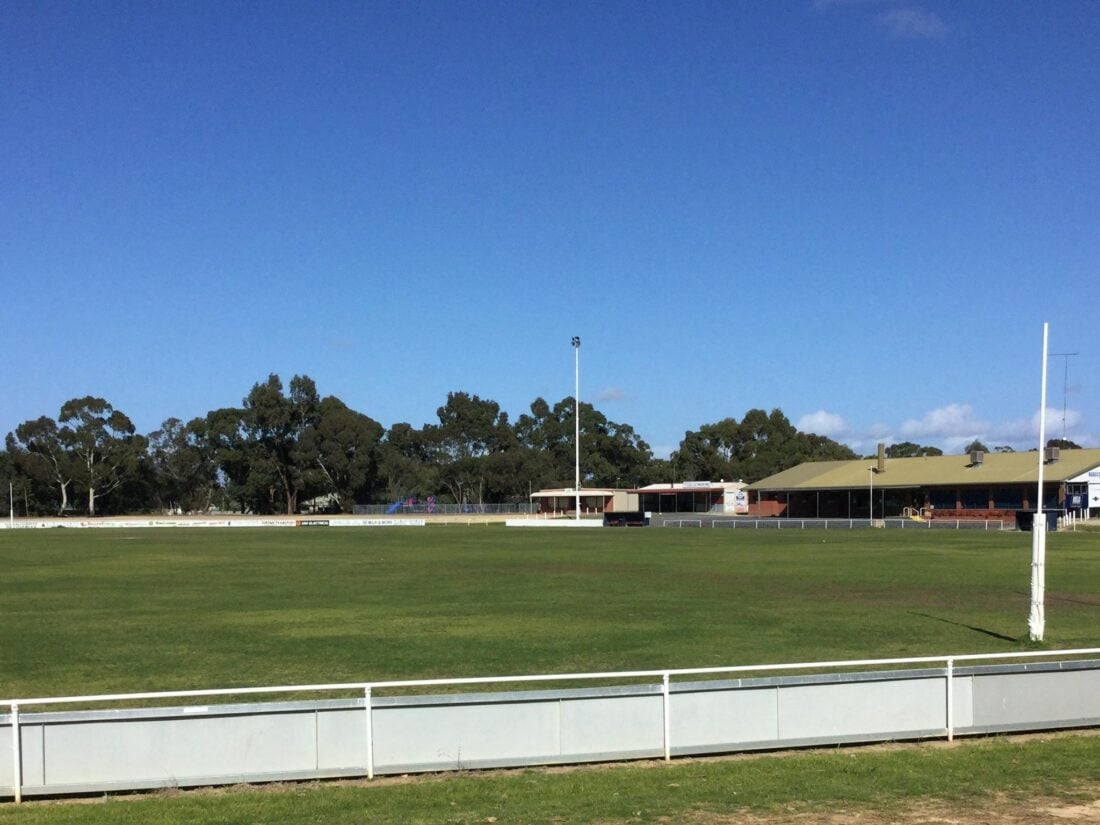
(663, 518), (1011, 530)
(4, 649), (1099, 801)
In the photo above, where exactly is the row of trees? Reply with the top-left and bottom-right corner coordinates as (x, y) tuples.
(3, 373), (874, 517)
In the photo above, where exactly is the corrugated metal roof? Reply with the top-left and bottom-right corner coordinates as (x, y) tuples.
(633, 482), (746, 493)
(747, 449), (1100, 491)
(530, 488), (620, 498)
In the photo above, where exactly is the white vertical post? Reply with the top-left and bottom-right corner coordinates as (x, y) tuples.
(661, 672), (671, 762)
(572, 336), (581, 522)
(364, 686), (374, 780)
(869, 467), (874, 523)
(1030, 323), (1049, 641)
(945, 658), (954, 742)
(10, 703), (21, 804)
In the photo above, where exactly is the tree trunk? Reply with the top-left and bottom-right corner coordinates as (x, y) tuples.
(88, 486), (96, 517)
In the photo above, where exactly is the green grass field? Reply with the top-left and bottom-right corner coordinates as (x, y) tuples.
(3, 525), (1100, 822)
(2, 525), (1098, 699)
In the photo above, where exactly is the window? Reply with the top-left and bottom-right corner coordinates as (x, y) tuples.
(960, 488), (989, 509)
(929, 489), (955, 510)
(993, 487), (1023, 509)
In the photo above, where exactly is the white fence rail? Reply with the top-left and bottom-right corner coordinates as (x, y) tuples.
(662, 518), (1012, 530)
(4, 648), (1100, 802)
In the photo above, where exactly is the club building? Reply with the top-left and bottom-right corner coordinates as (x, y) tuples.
(746, 446), (1100, 522)
(531, 481), (749, 515)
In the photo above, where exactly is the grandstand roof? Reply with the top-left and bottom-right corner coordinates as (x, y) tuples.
(747, 449), (1100, 491)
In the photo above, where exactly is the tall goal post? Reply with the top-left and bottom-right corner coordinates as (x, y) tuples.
(1028, 322), (1049, 642)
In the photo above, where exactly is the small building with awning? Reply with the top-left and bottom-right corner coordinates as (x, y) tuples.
(631, 481), (749, 514)
(530, 488), (637, 515)
(529, 481), (749, 516)
(746, 447), (1100, 521)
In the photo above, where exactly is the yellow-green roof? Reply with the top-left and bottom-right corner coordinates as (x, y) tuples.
(747, 448), (1100, 491)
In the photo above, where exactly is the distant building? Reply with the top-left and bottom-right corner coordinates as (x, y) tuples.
(530, 480), (749, 515)
(631, 481), (749, 514)
(530, 488), (636, 515)
(746, 446), (1100, 521)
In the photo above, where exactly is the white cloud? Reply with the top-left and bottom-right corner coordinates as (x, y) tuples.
(980, 407), (1085, 446)
(812, 0), (894, 10)
(596, 387), (626, 403)
(796, 410), (849, 437)
(813, 0), (950, 41)
(899, 403), (987, 440)
(785, 403), (1094, 457)
(875, 7), (949, 39)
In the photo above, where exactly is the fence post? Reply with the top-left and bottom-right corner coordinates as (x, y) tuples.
(662, 673), (671, 762)
(364, 686), (374, 780)
(10, 703), (21, 804)
(945, 658), (954, 742)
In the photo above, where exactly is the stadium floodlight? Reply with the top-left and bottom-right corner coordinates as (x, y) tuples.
(1029, 322), (1049, 642)
(573, 336), (581, 522)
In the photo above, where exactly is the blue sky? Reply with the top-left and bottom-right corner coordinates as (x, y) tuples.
(2, 0), (1097, 459)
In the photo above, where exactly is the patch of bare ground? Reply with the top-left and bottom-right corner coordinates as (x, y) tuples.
(648, 790), (1100, 824)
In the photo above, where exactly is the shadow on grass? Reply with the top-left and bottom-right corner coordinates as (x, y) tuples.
(908, 612), (1019, 643)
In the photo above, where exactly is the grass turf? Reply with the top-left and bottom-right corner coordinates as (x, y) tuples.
(1, 526), (1098, 699)
(3, 734), (1100, 823)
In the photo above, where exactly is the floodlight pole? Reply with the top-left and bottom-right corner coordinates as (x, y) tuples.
(1048, 351), (1078, 444)
(1029, 322), (1049, 642)
(573, 336), (581, 522)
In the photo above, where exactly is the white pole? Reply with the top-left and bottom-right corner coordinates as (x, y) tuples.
(945, 658), (954, 742)
(364, 686), (374, 780)
(1029, 322), (1049, 642)
(573, 336), (581, 522)
(662, 672), (671, 761)
(869, 468), (874, 523)
(11, 703), (21, 804)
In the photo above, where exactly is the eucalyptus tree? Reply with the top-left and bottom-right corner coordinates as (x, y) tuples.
(7, 416), (75, 515)
(58, 397), (146, 516)
(304, 396), (384, 511)
(148, 417), (219, 513)
(425, 391), (514, 506)
(377, 422), (436, 502)
(672, 409), (855, 484)
(515, 396), (656, 490)
(197, 406), (273, 514)
(670, 418), (741, 483)
(885, 441), (943, 458)
(217, 376), (321, 517)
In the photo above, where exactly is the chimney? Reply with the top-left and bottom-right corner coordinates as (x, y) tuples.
(877, 443), (885, 474)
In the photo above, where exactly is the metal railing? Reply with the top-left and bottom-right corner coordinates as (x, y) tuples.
(5, 647), (1099, 803)
(352, 503), (536, 516)
(661, 518), (1012, 530)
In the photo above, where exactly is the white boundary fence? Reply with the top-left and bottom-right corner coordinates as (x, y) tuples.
(0, 518), (426, 530)
(4, 648), (1100, 802)
(662, 518), (1012, 530)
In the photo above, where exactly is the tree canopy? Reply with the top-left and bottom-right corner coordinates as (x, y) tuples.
(1, 376), (966, 517)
